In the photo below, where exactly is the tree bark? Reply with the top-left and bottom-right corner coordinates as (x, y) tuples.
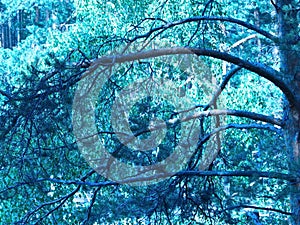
(35, 6), (40, 24)
(276, 0), (300, 223)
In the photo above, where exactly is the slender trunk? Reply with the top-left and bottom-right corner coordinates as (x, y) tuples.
(1, 24), (4, 48)
(253, 6), (262, 59)
(45, 9), (51, 22)
(276, 0), (300, 223)
(8, 20), (12, 49)
(35, 6), (40, 24)
(17, 10), (23, 43)
(3, 23), (9, 48)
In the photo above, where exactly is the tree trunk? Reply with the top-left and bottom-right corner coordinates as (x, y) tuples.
(277, 0), (300, 223)
(35, 6), (40, 24)
(8, 20), (12, 49)
(1, 24), (4, 48)
(17, 10), (23, 43)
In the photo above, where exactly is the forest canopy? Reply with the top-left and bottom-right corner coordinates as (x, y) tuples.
(0, 0), (300, 224)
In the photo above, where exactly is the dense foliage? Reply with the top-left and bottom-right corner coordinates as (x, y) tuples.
(0, 0), (299, 224)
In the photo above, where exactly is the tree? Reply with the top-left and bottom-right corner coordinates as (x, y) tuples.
(0, 0), (74, 48)
(0, 0), (299, 224)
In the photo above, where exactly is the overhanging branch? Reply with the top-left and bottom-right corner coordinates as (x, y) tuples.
(114, 109), (282, 144)
(172, 109), (282, 126)
(223, 204), (291, 216)
(204, 66), (242, 110)
(130, 16), (277, 42)
(90, 47), (295, 108)
(199, 123), (282, 147)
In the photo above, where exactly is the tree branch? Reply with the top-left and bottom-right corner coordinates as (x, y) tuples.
(223, 204), (292, 216)
(90, 47), (295, 109)
(0, 89), (12, 100)
(76, 109), (282, 146)
(204, 66), (242, 110)
(168, 109), (282, 127)
(130, 16), (277, 42)
(227, 34), (258, 51)
(82, 187), (101, 225)
(20, 186), (80, 224)
(199, 123), (282, 148)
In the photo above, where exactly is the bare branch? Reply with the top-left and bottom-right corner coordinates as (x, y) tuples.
(76, 109), (282, 146)
(20, 186), (80, 224)
(130, 16), (277, 42)
(0, 89), (12, 100)
(90, 47), (295, 108)
(223, 204), (292, 216)
(199, 123), (282, 147)
(16, 170), (99, 224)
(34, 187), (80, 225)
(82, 187), (101, 225)
(38, 178), (118, 187)
(173, 66), (242, 114)
(168, 109), (282, 127)
(228, 34), (258, 51)
(204, 66), (242, 110)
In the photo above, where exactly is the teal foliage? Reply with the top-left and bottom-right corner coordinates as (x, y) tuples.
(0, 0), (291, 224)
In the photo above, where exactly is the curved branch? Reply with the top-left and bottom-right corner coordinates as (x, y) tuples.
(130, 16), (277, 42)
(173, 109), (283, 126)
(75, 114), (281, 148)
(189, 48), (295, 108)
(175, 65), (242, 114)
(228, 34), (258, 51)
(15, 170), (97, 224)
(204, 66), (242, 110)
(82, 187), (101, 225)
(20, 186), (80, 224)
(223, 204), (291, 216)
(90, 47), (295, 108)
(129, 110), (282, 143)
(188, 123), (282, 169)
(199, 123), (282, 147)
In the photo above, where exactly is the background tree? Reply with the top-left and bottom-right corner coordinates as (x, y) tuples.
(0, 0), (299, 224)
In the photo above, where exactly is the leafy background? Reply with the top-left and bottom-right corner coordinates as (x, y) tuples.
(0, 0), (293, 224)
